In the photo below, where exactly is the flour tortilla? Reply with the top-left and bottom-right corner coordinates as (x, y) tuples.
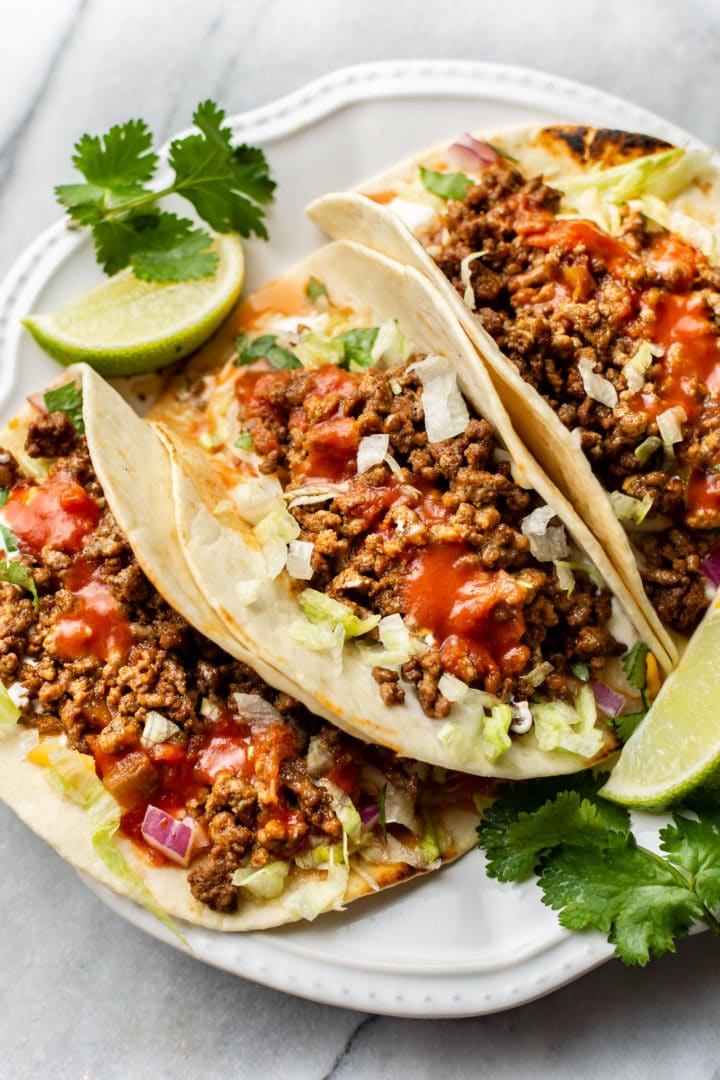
(0, 369), (483, 930)
(147, 239), (669, 776)
(307, 125), (720, 664)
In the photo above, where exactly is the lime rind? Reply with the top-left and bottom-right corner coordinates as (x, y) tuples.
(23, 233), (244, 377)
(601, 593), (720, 810)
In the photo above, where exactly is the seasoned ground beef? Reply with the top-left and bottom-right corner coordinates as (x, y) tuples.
(430, 157), (720, 633)
(241, 361), (623, 713)
(1, 420), (478, 913)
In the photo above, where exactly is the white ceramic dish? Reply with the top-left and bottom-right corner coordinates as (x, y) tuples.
(0, 59), (704, 1018)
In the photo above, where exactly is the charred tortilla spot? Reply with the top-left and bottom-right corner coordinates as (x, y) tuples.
(539, 125), (590, 162)
(538, 125), (673, 167)
(587, 128), (673, 165)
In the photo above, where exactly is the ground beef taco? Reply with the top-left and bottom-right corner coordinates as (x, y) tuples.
(307, 125), (720, 664)
(0, 369), (487, 931)
(147, 239), (666, 778)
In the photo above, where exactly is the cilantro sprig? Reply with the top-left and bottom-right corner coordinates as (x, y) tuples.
(0, 560), (38, 609)
(44, 384), (85, 435)
(477, 776), (720, 965)
(233, 325), (381, 373)
(55, 101), (275, 283)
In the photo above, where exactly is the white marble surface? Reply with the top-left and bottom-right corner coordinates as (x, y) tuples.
(3, 2), (720, 1077)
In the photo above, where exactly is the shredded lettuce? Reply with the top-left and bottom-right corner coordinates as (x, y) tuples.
(0, 682), (20, 731)
(418, 813), (441, 866)
(557, 147), (709, 207)
(609, 490), (654, 525)
(633, 193), (719, 262)
(356, 612), (415, 668)
(634, 435), (663, 464)
(531, 685), (603, 758)
(298, 589), (379, 638)
(231, 861), (289, 900)
(288, 617), (345, 655)
(284, 860), (349, 921)
(370, 319), (413, 367)
(482, 704), (513, 763)
(294, 844), (345, 869)
(294, 331), (345, 370)
(254, 507), (301, 579)
(37, 745), (185, 943)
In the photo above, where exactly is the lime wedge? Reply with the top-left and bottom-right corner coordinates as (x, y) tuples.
(601, 592), (720, 809)
(23, 233), (244, 376)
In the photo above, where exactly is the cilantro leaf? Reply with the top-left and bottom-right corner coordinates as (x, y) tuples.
(267, 345), (301, 370)
(378, 783), (387, 842)
(485, 141), (519, 163)
(477, 775), (628, 881)
(169, 101), (275, 240)
(622, 642), (649, 693)
(0, 489), (8, 509)
(234, 432), (254, 452)
(55, 119), (158, 224)
(571, 661), (590, 682)
(660, 813), (720, 910)
(419, 166), (472, 201)
(539, 837), (704, 965)
(0, 560), (38, 609)
(72, 119), (158, 187)
(0, 524), (18, 555)
(92, 212), (216, 281)
(55, 102), (275, 283)
(44, 383), (85, 434)
(234, 333), (299, 370)
(336, 328), (378, 370)
(613, 710), (646, 743)
(306, 276), (328, 303)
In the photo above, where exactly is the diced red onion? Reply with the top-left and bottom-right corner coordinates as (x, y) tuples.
(446, 134), (500, 172)
(140, 806), (207, 867)
(27, 392), (48, 414)
(702, 550), (720, 587)
(589, 680), (625, 719)
(359, 799), (380, 829)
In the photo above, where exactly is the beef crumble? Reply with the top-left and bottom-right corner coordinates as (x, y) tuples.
(0, 417), (472, 913)
(241, 361), (623, 716)
(430, 157), (720, 632)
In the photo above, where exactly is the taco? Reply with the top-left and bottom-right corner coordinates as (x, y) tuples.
(0, 367), (488, 931)
(147, 239), (667, 779)
(307, 125), (720, 665)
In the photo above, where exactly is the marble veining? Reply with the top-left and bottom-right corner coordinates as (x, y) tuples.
(2, 2), (720, 1077)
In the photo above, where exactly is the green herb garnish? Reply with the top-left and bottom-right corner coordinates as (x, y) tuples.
(0, 560), (38, 609)
(335, 328), (379, 370)
(419, 166), (472, 201)
(306, 276), (327, 303)
(234, 333), (300, 370)
(477, 775), (720, 965)
(44, 383), (85, 434)
(55, 101), (275, 282)
(234, 432), (254, 452)
(378, 784), (388, 842)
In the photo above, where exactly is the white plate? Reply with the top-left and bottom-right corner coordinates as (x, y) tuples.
(0, 60), (703, 1018)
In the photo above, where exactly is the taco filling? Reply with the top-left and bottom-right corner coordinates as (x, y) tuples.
(0, 403), (485, 916)
(366, 140), (720, 637)
(154, 275), (653, 764)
